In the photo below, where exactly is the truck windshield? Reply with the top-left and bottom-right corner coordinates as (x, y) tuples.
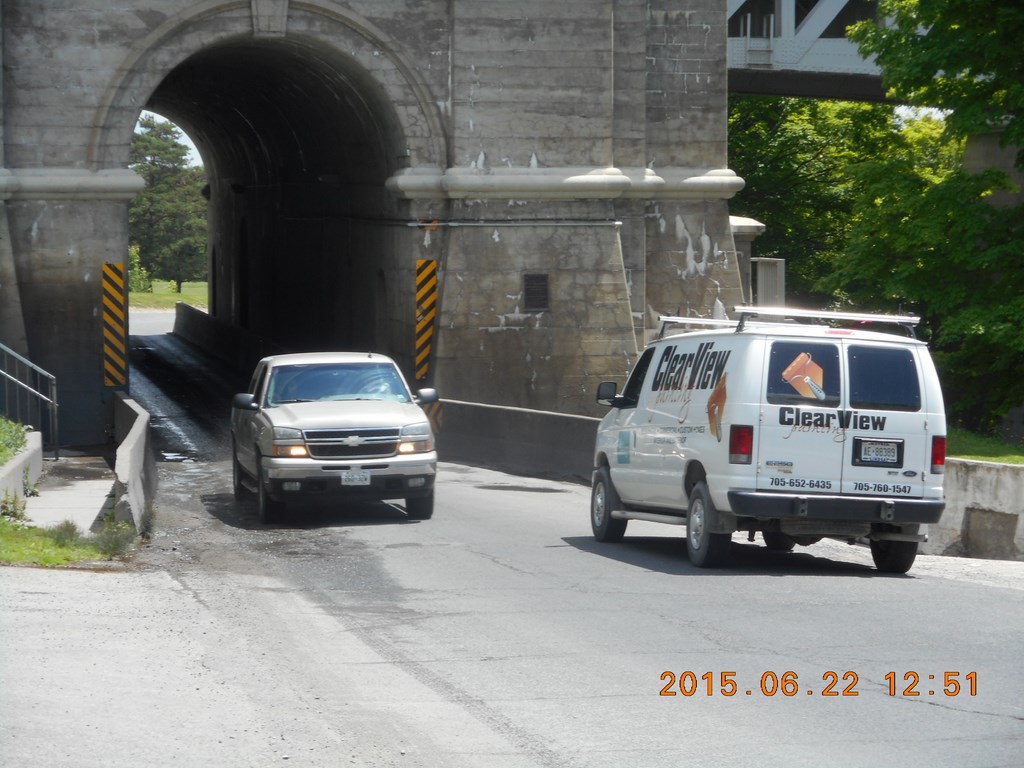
(266, 363), (411, 405)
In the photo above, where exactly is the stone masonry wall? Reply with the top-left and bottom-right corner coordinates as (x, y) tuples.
(0, 0), (742, 442)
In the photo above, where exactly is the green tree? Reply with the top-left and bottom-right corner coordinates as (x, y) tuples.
(825, 111), (964, 323)
(129, 114), (208, 291)
(845, 0), (1024, 432)
(850, 0), (1024, 172)
(728, 96), (896, 303)
(127, 243), (152, 293)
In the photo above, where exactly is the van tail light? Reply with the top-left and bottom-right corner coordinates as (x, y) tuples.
(931, 436), (946, 474)
(730, 425), (754, 464)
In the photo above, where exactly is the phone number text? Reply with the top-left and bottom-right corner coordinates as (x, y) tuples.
(768, 477), (833, 490)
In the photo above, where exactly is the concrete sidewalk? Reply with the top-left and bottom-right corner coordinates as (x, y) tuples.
(22, 451), (118, 534)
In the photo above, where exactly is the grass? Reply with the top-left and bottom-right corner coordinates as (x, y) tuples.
(0, 517), (111, 566)
(948, 427), (1024, 464)
(0, 416), (137, 566)
(0, 419), (27, 465)
(0, 506), (137, 566)
(130, 280), (207, 310)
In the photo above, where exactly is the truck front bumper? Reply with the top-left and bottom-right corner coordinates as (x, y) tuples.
(262, 455), (436, 501)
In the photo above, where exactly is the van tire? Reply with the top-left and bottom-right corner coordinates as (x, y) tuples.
(870, 539), (918, 574)
(591, 466), (627, 542)
(686, 482), (730, 568)
(762, 531), (796, 551)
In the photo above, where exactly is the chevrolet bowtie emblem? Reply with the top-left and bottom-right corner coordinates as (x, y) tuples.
(343, 436), (362, 447)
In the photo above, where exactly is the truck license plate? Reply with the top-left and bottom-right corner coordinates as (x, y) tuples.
(860, 440), (898, 463)
(341, 470), (371, 486)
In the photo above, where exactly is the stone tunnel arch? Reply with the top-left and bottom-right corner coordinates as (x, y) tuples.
(3, 1), (748, 446)
(93, 2), (449, 374)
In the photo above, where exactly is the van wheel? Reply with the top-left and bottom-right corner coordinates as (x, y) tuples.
(257, 462), (283, 524)
(591, 466), (627, 542)
(686, 481), (730, 568)
(762, 531), (796, 551)
(870, 539), (918, 574)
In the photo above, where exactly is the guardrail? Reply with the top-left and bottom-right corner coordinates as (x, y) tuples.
(0, 342), (59, 458)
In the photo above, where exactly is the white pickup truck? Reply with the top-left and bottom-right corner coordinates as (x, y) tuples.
(231, 352), (438, 523)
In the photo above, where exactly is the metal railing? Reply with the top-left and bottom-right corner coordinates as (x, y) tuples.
(0, 342), (59, 458)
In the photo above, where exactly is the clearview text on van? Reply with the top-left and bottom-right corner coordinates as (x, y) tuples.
(591, 307), (947, 573)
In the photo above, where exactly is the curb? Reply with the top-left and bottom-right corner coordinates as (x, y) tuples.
(0, 430), (42, 504)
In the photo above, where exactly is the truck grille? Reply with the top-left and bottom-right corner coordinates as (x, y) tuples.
(303, 427), (401, 459)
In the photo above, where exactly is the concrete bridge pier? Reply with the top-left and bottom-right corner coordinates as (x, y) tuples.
(4, 170), (142, 446)
(391, 169), (745, 418)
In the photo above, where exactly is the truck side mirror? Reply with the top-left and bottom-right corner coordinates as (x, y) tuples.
(415, 388), (439, 405)
(232, 392), (259, 411)
(596, 381), (619, 406)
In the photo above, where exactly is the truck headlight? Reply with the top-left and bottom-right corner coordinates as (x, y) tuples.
(271, 427), (308, 457)
(398, 422), (435, 454)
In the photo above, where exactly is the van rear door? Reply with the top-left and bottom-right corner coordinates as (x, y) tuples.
(840, 343), (928, 499)
(756, 340), (846, 495)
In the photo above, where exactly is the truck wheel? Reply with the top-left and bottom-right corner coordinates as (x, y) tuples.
(762, 531), (796, 551)
(231, 440), (248, 499)
(591, 466), (627, 542)
(870, 539), (918, 574)
(406, 492), (434, 520)
(257, 463), (282, 524)
(686, 481), (730, 568)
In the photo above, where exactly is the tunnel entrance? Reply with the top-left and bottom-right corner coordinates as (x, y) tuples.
(144, 36), (416, 361)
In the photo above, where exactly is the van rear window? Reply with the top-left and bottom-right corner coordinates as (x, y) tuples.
(767, 342), (841, 406)
(848, 346), (921, 411)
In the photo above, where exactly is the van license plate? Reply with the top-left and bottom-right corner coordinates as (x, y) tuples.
(341, 470), (371, 486)
(860, 441), (898, 463)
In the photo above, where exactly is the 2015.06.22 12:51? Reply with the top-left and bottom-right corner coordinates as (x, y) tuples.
(659, 671), (978, 697)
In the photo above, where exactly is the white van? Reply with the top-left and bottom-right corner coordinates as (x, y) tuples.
(591, 307), (947, 573)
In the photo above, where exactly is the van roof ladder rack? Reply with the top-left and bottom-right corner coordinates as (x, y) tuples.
(656, 316), (739, 338)
(733, 306), (920, 337)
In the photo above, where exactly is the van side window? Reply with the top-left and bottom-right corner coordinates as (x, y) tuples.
(766, 342), (841, 406)
(621, 347), (656, 406)
(849, 346), (921, 411)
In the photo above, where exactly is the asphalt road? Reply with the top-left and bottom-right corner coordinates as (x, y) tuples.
(2, 315), (1022, 768)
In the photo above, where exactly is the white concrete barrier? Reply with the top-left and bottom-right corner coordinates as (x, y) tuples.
(925, 459), (1024, 560)
(113, 394), (158, 534)
(0, 430), (42, 505)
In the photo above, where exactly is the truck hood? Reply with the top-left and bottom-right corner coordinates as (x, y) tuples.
(264, 400), (430, 431)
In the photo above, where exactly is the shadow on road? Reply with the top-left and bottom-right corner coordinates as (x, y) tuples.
(563, 535), (890, 578)
(201, 490), (422, 532)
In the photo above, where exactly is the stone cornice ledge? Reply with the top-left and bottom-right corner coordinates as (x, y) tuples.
(386, 166), (744, 201)
(0, 168), (145, 201)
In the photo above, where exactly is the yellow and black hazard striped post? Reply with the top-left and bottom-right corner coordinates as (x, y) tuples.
(102, 262), (128, 388)
(415, 258), (443, 432)
(415, 258), (437, 382)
